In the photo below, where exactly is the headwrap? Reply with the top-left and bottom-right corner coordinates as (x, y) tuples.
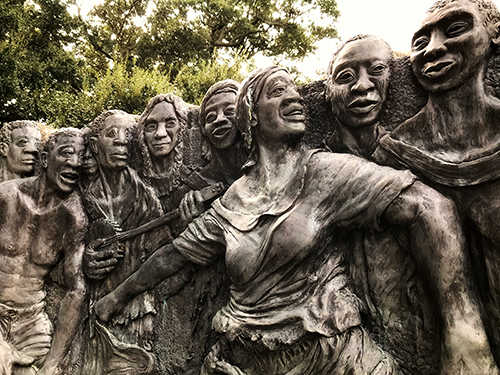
(235, 66), (289, 170)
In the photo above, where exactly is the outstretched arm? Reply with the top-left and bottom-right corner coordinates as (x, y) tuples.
(382, 181), (496, 375)
(95, 243), (189, 322)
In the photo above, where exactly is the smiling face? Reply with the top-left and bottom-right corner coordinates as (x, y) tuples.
(327, 37), (391, 128)
(45, 134), (85, 194)
(94, 114), (133, 170)
(143, 101), (181, 158)
(255, 71), (306, 143)
(5, 126), (41, 176)
(202, 91), (238, 149)
(411, 0), (491, 92)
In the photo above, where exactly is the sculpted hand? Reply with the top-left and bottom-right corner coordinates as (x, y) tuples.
(95, 292), (122, 323)
(83, 240), (121, 280)
(179, 190), (205, 224)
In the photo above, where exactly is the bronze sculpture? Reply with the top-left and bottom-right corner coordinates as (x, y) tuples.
(0, 128), (87, 375)
(379, 0), (500, 364)
(81, 110), (169, 375)
(91, 66), (491, 375)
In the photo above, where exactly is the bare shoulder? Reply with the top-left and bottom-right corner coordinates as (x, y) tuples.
(0, 179), (27, 204)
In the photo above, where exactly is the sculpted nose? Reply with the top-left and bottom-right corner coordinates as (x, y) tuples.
(352, 68), (374, 92)
(25, 142), (38, 154)
(424, 32), (447, 60)
(214, 110), (228, 125)
(155, 123), (168, 138)
(68, 153), (81, 168)
(114, 130), (128, 145)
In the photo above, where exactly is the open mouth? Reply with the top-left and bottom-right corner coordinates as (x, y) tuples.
(282, 104), (305, 121)
(423, 61), (454, 79)
(348, 98), (379, 114)
(60, 171), (79, 185)
(212, 125), (232, 138)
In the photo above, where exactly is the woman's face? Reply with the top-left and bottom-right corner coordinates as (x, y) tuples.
(202, 91), (238, 150)
(254, 71), (306, 143)
(143, 101), (181, 158)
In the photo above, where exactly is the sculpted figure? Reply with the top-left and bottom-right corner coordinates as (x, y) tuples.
(325, 32), (500, 374)
(137, 90), (237, 374)
(0, 121), (41, 182)
(325, 34), (440, 373)
(379, 0), (500, 362)
(78, 127), (98, 194)
(138, 93), (190, 214)
(94, 66), (485, 375)
(0, 128), (87, 375)
(195, 79), (246, 186)
(81, 110), (170, 375)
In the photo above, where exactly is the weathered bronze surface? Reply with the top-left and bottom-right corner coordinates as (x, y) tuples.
(4, 1), (500, 374)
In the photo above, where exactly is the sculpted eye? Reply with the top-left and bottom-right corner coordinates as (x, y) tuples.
(370, 64), (387, 76)
(166, 120), (178, 128)
(205, 113), (216, 124)
(271, 86), (285, 96)
(413, 36), (429, 52)
(446, 21), (470, 37)
(107, 129), (117, 137)
(145, 123), (157, 133)
(224, 107), (235, 117)
(17, 139), (27, 147)
(335, 70), (355, 84)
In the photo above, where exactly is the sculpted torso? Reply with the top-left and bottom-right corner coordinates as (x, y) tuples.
(0, 179), (82, 308)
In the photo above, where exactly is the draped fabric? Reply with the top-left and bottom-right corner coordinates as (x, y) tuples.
(174, 150), (415, 357)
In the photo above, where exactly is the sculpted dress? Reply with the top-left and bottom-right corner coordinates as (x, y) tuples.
(173, 149), (415, 375)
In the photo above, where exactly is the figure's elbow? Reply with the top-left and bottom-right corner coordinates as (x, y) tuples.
(406, 181), (459, 229)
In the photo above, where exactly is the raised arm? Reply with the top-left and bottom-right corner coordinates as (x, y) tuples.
(95, 243), (189, 322)
(382, 181), (496, 374)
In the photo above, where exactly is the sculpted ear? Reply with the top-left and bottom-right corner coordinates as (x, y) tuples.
(40, 151), (48, 169)
(90, 137), (98, 154)
(0, 144), (6, 157)
(491, 21), (500, 45)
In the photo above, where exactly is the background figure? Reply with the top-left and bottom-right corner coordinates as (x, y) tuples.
(0, 128), (87, 375)
(138, 92), (231, 374)
(81, 109), (169, 375)
(0, 120), (41, 182)
(79, 127), (98, 194)
(324, 34), (440, 374)
(138, 93), (189, 215)
(193, 79), (246, 187)
(379, 0), (500, 364)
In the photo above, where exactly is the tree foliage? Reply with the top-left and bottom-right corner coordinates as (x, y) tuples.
(0, 0), (340, 127)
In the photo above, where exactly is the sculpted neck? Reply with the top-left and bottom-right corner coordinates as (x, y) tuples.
(32, 174), (66, 208)
(425, 71), (498, 150)
(0, 159), (19, 183)
(213, 142), (243, 177)
(253, 137), (303, 195)
(337, 123), (379, 158)
(151, 151), (176, 177)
